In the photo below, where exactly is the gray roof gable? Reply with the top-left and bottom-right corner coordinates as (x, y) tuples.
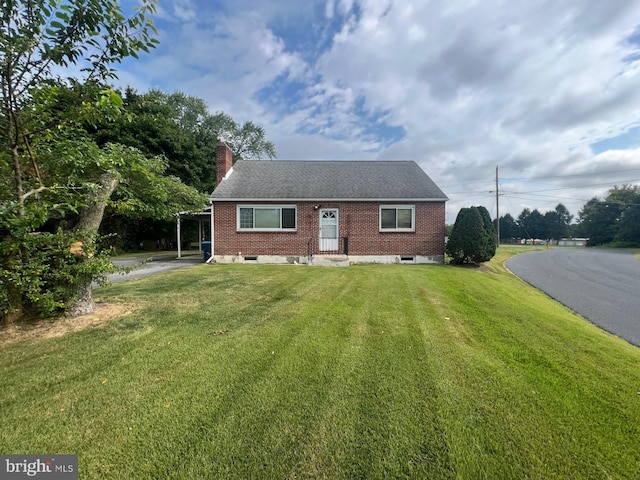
(210, 160), (448, 201)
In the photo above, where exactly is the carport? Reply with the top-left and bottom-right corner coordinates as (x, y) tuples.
(176, 203), (213, 259)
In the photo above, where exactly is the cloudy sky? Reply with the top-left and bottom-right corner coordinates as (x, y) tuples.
(116, 0), (640, 223)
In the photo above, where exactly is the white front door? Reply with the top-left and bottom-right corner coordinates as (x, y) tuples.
(319, 209), (339, 251)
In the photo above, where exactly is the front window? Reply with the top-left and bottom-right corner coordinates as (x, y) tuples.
(380, 205), (415, 231)
(237, 205), (297, 231)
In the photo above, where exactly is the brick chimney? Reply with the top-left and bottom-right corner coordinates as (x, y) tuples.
(216, 141), (233, 185)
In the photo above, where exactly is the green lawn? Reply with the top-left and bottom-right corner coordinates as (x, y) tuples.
(1, 247), (639, 479)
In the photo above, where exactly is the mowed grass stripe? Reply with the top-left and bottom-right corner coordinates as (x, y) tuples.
(116, 267), (352, 478)
(403, 262), (640, 478)
(1, 250), (640, 479)
(165, 267), (451, 479)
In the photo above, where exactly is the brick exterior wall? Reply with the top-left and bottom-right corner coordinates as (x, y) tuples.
(213, 201), (445, 257)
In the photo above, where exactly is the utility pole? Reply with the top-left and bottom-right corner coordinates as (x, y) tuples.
(495, 165), (500, 247)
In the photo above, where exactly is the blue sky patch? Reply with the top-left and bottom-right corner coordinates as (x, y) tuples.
(290, 93), (406, 151)
(255, 75), (311, 118)
(265, 4), (347, 64)
(626, 25), (640, 46)
(353, 97), (406, 147)
(361, 121), (405, 148)
(591, 124), (640, 154)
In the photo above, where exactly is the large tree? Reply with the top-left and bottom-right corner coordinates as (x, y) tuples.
(578, 185), (640, 247)
(0, 1), (207, 320)
(543, 204), (573, 240)
(517, 208), (546, 240)
(2, 0), (158, 215)
(86, 89), (277, 251)
(500, 204), (574, 242)
(498, 213), (519, 240)
(93, 89), (276, 194)
(614, 203), (640, 245)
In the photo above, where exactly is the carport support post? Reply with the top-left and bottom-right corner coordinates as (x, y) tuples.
(198, 220), (202, 252)
(176, 215), (182, 259)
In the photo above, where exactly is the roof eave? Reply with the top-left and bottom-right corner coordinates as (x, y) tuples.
(209, 197), (448, 202)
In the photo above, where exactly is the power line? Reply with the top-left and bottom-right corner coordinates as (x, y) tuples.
(441, 167), (640, 188)
(504, 193), (587, 202)
(447, 177), (640, 198)
(500, 178), (640, 195)
(501, 167), (640, 182)
(446, 168), (640, 221)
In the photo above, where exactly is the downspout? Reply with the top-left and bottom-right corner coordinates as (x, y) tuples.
(206, 200), (215, 263)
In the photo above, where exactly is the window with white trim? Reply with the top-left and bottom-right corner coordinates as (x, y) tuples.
(237, 205), (297, 231)
(380, 205), (415, 231)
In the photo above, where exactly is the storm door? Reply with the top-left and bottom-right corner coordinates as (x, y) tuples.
(319, 209), (339, 251)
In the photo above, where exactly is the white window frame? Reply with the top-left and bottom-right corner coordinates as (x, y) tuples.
(237, 205), (297, 231)
(379, 205), (415, 232)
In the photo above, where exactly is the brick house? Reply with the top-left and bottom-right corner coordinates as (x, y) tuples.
(208, 142), (448, 264)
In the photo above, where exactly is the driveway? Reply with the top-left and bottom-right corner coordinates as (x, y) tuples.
(98, 254), (203, 286)
(505, 248), (640, 346)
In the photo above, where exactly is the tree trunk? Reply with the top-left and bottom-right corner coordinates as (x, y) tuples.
(74, 172), (119, 232)
(4, 133), (25, 322)
(64, 282), (95, 317)
(66, 172), (119, 317)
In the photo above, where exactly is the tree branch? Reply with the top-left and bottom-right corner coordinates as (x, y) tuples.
(21, 185), (47, 202)
(22, 133), (42, 184)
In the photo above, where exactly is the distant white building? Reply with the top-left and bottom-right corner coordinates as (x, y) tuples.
(558, 238), (588, 246)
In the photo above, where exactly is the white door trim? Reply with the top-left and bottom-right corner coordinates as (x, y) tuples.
(319, 208), (339, 251)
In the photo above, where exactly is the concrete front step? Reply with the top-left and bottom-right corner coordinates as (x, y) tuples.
(309, 255), (350, 267)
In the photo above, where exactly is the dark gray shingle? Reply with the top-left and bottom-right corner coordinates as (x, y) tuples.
(210, 161), (448, 201)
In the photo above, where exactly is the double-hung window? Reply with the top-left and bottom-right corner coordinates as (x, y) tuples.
(380, 205), (415, 232)
(237, 205), (297, 231)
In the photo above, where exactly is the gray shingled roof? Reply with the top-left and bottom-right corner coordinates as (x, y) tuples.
(210, 160), (448, 201)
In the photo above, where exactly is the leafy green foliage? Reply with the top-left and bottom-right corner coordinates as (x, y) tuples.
(108, 147), (208, 220)
(0, 229), (112, 318)
(93, 89), (276, 193)
(498, 203), (573, 241)
(498, 212), (519, 239)
(0, 1), (210, 320)
(84, 88), (275, 252)
(517, 208), (545, 239)
(446, 206), (496, 264)
(543, 204), (572, 240)
(11, 83), (209, 225)
(0, 84), (207, 320)
(0, 0), (158, 92)
(477, 205), (497, 261)
(614, 203), (640, 246)
(579, 185), (640, 247)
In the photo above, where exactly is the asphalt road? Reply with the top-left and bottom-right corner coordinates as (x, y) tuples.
(98, 254), (203, 286)
(505, 248), (640, 347)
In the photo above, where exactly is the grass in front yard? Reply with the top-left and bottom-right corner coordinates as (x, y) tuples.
(1, 248), (639, 479)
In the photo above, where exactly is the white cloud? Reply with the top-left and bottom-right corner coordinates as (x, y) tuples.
(155, 0), (197, 22)
(325, 0), (335, 19)
(173, 0), (197, 22)
(113, 0), (640, 221)
(300, 0), (640, 219)
(124, 8), (308, 122)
